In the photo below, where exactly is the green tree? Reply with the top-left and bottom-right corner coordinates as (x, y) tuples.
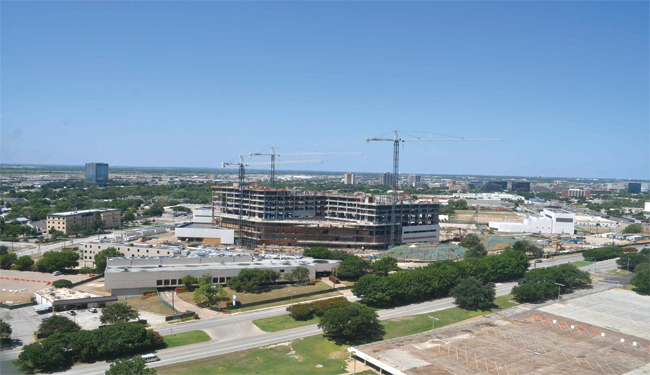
(100, 303), (139, 324)
(105, 356), (157, 375)
(617, 249), (650, 270)
(450, 277), (495, 310)
(35, 251), (79, 273)
(336, 256), (372, 279)
(286, 266), (310, 284)
(90, 219), (107, 233)
(460, 234), (487, 258)
(451, 199), (468, 210)
(318, 303), (384, 343)
(631, 269), (650, 295)
(372, 256), (399, 276)
(52, 279), (73, 288)
(193, 283), (226, 307)
(227, 269), (281, 293)
(0, 253), (17, 269)
(182, 275), (198, 289)
(199, 273), (213, 286)
(508, 240), (544, 258)
(623, 224), (643, 233)
(512, 264), (591, 303)
(94, 247), (124, 272)
(0, 318), (11, 338)
(14, 255), (34, 271)
(37, 315), (80, 338)
(0, 245), (8, 255)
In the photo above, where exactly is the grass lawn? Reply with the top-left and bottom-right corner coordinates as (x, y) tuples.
(569, 261), (591, 268)
(255, 295), (514, 335)
(177, 282), (342, 312)
(126, 295), (172, 316)
(604, 268), (632, 276)
(382, 294), (514, 339)
(162, 330), (211, 349)
(254, 314), (320, 332)
(157, 334), (348, 375)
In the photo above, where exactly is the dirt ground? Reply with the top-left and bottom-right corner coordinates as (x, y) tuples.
(0, 270), (91, 305)
(455, 211), (526, 224)
(355, 294), (650, 375)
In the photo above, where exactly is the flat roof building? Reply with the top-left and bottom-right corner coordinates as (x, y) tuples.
(104, 255), (340, 295)
(81, 241), (183, 267)
(489, 208), (574, 235)
(485, 181), (508, 192)
(85, 163), (109, 183)
(344, 173), (355, 185)
(46, 208), (121, 234)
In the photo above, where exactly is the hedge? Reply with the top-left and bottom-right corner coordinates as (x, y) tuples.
(286, 296), (351, 320)
(582, 246), (624, 262)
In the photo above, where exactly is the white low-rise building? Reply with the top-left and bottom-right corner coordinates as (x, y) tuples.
(489, 208), (575, 234)
(174, 207), (236, 244)
(104, 256), (340, 295)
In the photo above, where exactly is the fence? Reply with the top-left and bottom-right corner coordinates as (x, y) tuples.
(71, 274), (104, 287)
(157, 292), (181, 315)
(0, 301), (35, 310)
(165, 311), (195, 322)
(223, 285), (351, 311)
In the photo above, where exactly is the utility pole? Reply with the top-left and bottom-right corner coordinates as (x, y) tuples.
(289, 290), (296, 317)
(508, 300), (519, 323)
(554, 282), (564, 301)
(526, 350), (540, 374)
(366, 130), (503, 247)
(428, 315), (439, 340)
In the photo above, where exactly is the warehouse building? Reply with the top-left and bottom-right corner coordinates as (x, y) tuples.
(104, 255), (340, 295)
(211, 186), (440, 250)
(489, 208), (575, 234)
(46, 208), (121, 234)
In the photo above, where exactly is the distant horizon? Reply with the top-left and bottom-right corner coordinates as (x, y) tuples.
(1, 163), (648, 182)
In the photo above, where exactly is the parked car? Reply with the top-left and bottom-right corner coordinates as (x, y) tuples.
(89, 308), (97, 313)
(67, 310), (77, 316)
(52, 271), (62, 276)
(141, 354), (160, 363)
(534, 259), (543, 263)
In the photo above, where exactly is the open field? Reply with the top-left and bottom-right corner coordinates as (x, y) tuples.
(126, 295), (173, 316)
(568, 260), (591, 268)
(157, 334), (349, 375)
(177, 282), (342, 312)
(254, 314), (320, 332)
(454, 210), (526, 224)
(162, 330), (211, 349)
(353, 289), (650, 375)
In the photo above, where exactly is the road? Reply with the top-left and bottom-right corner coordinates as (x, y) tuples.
(0, 257), (624, 374)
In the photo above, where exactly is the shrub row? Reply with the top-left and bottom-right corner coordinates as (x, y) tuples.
(352, 251), (530, 306)
(142, 290), (158, 296)
(582, 246), (624, 262)
(286, 296), (351, 320)
(303, 247), (352, 261)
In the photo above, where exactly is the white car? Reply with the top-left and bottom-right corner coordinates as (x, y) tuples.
(53, 271), (62, 276)
(89, 308), (97, 313)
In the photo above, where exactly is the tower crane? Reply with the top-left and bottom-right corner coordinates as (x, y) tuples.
(221, 155), (323, 247)
(366, 130), (504, 248)
(250, 148), (361, 188)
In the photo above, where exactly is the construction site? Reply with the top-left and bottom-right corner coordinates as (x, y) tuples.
(351, 289), (650, 375)
(210, 185), (441, 250)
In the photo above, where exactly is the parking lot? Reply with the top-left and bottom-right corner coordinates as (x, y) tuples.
(0, 270), (92, 305)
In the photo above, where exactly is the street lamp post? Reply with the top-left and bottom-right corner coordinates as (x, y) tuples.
(289, 290), (296, 317)
(526, 350), (540, 374)
(627, 258), (631, 273)
(428, 316), (439, 340)
(554, 283), (564, 301)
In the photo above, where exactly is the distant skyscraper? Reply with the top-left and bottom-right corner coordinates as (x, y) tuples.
(344, 173), (355, 185)
(484, 181), (507, 192)
(511, 182), (531, 192)
(408, 175), (421, 187)
(628, 182), (641, 194)
(86, 163), (109, 182)
(380, 172), (395, 187)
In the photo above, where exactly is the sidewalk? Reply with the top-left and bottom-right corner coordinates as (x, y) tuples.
(158, 291), (223, 319)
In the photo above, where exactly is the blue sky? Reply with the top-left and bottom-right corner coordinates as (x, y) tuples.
(2, 2), (648, 179)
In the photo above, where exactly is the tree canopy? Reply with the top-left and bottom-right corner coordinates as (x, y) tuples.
(105, 356), (157, 375)
(94, 247), (124, 273)
(100, 303), (139, 324)
(336, 255), (372, 279)
(318, 303), (384, 344)
(582, 246), (624, 262)
(35, 251), (79, 273)
(450, 277), (495, 310)
(511, 264), (591, 303)
(193, 274), (226, 307)
(623, 224), (643, 234)
(631, 269), (649, 295)
(460, 234), (487, 258)
(616, 248), (650, 270)
(38, 315), (80, 338)
(227, 269), (281, 293)
(52, 279), (73, 288)
(14, 255), (35, 271)
(0, 253), (17, 270)
(0, 318), (11, 338)
(373, 256), (399, 276)
(286, 266), (310, 284)
(506, 240), (544, 258)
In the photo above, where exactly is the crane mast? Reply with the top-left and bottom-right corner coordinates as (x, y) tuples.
(221, 155), (323, 247)
(250, 148), (361, 188)
(366, 130), (504, 248)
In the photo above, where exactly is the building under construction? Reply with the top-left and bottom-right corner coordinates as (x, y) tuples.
(211, 186), (440, 250)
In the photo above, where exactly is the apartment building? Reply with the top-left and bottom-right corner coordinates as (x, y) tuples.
(46, 209), (121, 234)
(380, 172), (395, 187)
(211, 186), (440, 249)
(561, 189), (592, 198)
(344, 173), (356, 185)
